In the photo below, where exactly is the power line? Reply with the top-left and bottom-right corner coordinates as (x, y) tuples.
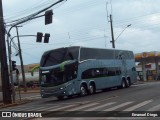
(4, 0), (60, 23)
(6, 0), (67, 26)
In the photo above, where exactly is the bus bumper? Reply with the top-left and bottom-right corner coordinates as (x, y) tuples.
(41, 89), (67, 98)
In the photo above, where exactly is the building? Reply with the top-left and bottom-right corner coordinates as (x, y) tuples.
(135, 51), (160, 81)
(13, 63), (39, 85)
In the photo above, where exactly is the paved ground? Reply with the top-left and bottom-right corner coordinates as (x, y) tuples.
(1, 80), (160, 120)
(0, 80), (158, 108)
(0, 89), (40, 108)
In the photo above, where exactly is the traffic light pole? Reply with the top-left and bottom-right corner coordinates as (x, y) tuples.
(0, 0), (12, 104)
(6, 26), (17, 103)
(15, 26), (27, 92)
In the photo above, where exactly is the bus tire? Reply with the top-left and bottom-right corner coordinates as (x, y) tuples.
(125, 79), (130, 88)
(57, 96), (64, 100)
(89, 83), (96, 95)
(119, 79), (126, 89)
(80, 84), (88, 96)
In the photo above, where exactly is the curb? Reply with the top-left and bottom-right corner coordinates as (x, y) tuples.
(0, 99), (32, 109)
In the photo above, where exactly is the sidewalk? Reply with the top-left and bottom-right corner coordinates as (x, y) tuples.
(0, 89), (40, 108)
(17, 89), (40, 94)
(1, 80), (160, 108)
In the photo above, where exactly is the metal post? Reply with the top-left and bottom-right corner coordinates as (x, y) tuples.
(110, 14), (115, 48)
(6, 32), (16, 103)
(15, 26), (27, 92)
(142, 59), (147, 81)
(0, 0), (12, 104)
(155, 57), (159, 80)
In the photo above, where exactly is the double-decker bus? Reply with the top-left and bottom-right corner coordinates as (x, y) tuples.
(39, 46), (137, 100)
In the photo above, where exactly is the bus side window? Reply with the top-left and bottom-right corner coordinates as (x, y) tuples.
(103, 68), (108, 76)
(108, 67), (116, 76)
(132, 67), (136, 71)
(116, 70), (121, 75)
(82, 69), (90, 79)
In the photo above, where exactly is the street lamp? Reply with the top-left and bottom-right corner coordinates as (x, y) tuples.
(114, 24), (131, 42)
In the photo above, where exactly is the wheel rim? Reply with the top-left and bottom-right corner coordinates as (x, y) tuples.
(81, 86), (86, 96)
(89, 85), (94, 94)
(122, 80), (125, 88)
(126, 80), (129, 87)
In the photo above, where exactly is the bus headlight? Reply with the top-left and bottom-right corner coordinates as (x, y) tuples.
(60, 87), (64, 90)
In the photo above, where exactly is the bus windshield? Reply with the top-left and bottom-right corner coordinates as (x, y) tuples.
(40, 47), (79, 67)
(41, 71), (66, 86)
(40, 61), (78, 87)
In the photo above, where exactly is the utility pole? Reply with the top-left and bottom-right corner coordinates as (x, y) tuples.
(6, 33), (16, 102)
(109, 14), (115, 48)
(16, 26), (27, 92)
(0, 0), (12, 104)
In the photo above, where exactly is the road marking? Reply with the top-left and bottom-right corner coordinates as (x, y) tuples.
(84, 102), (116, 111)
(44, 104), (77, 111)
(31, 106), (58, 112)
(0, 106), (46, 111)
(91, 96), (118, 103)
(12, 106), (38, 111)
(31, 106), (61, 111)
(123, 100), (153, 111)
(66, 102), (99, 111)
(147, 104), (160, 111)
(103, 102), (133, 111)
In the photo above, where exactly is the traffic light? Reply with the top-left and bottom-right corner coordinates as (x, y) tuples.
(36, 32), (43, 42)
(12, 60), (16, 71)
(45, 10), (53, 25)
(44, 33), (50, 43)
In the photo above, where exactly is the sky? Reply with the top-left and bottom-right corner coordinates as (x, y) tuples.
(3, 0), (160, 65)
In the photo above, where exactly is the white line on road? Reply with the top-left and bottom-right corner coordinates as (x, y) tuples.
(46, 104), (77, 111)
(84, 102), (116, 111)
(32, 106), (61, 111)
(123, 100), (153, 111)
(103, 102), (133, 111)
(147, 104), (160, 111)
(66, 102), (99, 111)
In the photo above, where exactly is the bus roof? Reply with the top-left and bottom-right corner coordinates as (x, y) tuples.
(40, 46), (134, 67)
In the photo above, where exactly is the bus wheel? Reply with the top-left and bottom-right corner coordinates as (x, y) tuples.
(80, 85), (88, 96)
(57, 96), (64, 100)
(89, 84), (95, 95)
(126, 79), (130, 88)
(119, 79), (126, 89)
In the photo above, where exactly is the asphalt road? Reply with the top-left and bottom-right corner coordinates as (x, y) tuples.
(1, 81), (160, 119)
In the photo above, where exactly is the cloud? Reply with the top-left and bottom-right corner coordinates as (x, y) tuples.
(116, 28), (160, 53)
(89, 29), (106, 37)
(4, 0), (160, 64)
